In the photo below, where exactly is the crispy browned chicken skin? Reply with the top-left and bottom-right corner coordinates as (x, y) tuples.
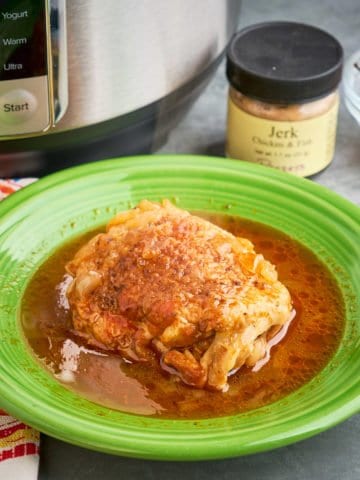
(66, 200), (292, 391)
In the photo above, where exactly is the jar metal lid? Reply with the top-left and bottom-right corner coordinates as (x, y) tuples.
(226, 21), (343, 104)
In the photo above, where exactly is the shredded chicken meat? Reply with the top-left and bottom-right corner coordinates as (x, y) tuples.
(66, 200), (293, 391)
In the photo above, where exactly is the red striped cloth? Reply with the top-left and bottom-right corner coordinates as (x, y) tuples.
(0, 178), (38, 200)
(0, 410), (39, 461)
(0, 179), (40, 479)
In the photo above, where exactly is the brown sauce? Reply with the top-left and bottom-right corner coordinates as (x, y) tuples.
(21, 214), (344, 419)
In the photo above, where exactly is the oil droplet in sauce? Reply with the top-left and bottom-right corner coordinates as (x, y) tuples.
(21, 214), (344, 419)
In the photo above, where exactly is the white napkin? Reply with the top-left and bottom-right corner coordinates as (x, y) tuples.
(0, 179), (40, 479)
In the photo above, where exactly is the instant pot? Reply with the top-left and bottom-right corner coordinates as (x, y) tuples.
(0, 0), (241, 176)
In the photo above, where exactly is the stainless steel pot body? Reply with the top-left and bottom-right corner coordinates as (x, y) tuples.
(0, 0), (240, 174)
(60, 0), (240, 131)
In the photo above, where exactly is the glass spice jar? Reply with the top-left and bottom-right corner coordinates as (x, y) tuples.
(226, 22), (343, 177)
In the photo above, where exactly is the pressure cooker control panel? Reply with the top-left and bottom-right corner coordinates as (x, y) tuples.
(0, 0), (51, 136)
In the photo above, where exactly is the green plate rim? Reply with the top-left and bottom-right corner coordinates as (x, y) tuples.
(0, 155), (359, 460)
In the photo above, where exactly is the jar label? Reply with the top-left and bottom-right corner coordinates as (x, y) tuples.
(226, 97), (339, 176)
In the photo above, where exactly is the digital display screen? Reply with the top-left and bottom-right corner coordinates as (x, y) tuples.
(0, 0), (48, 80)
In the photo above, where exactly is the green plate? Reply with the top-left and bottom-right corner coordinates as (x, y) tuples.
(0, 155), (359, 460)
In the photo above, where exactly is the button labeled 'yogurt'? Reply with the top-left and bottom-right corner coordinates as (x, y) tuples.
(0, 89), (37, 124)
(1, 11), (29, 21)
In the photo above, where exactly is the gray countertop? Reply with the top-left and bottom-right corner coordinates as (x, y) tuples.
(39, 1), (359, 479)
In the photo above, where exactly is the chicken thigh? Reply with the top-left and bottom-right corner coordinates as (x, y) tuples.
(66, 200), (292, 391)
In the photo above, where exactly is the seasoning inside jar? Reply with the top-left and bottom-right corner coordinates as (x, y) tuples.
(226, 22), (343, 177)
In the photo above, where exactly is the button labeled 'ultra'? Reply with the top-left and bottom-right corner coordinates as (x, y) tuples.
(0, 89), (37, 125)
(4, 63), (23, 72)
